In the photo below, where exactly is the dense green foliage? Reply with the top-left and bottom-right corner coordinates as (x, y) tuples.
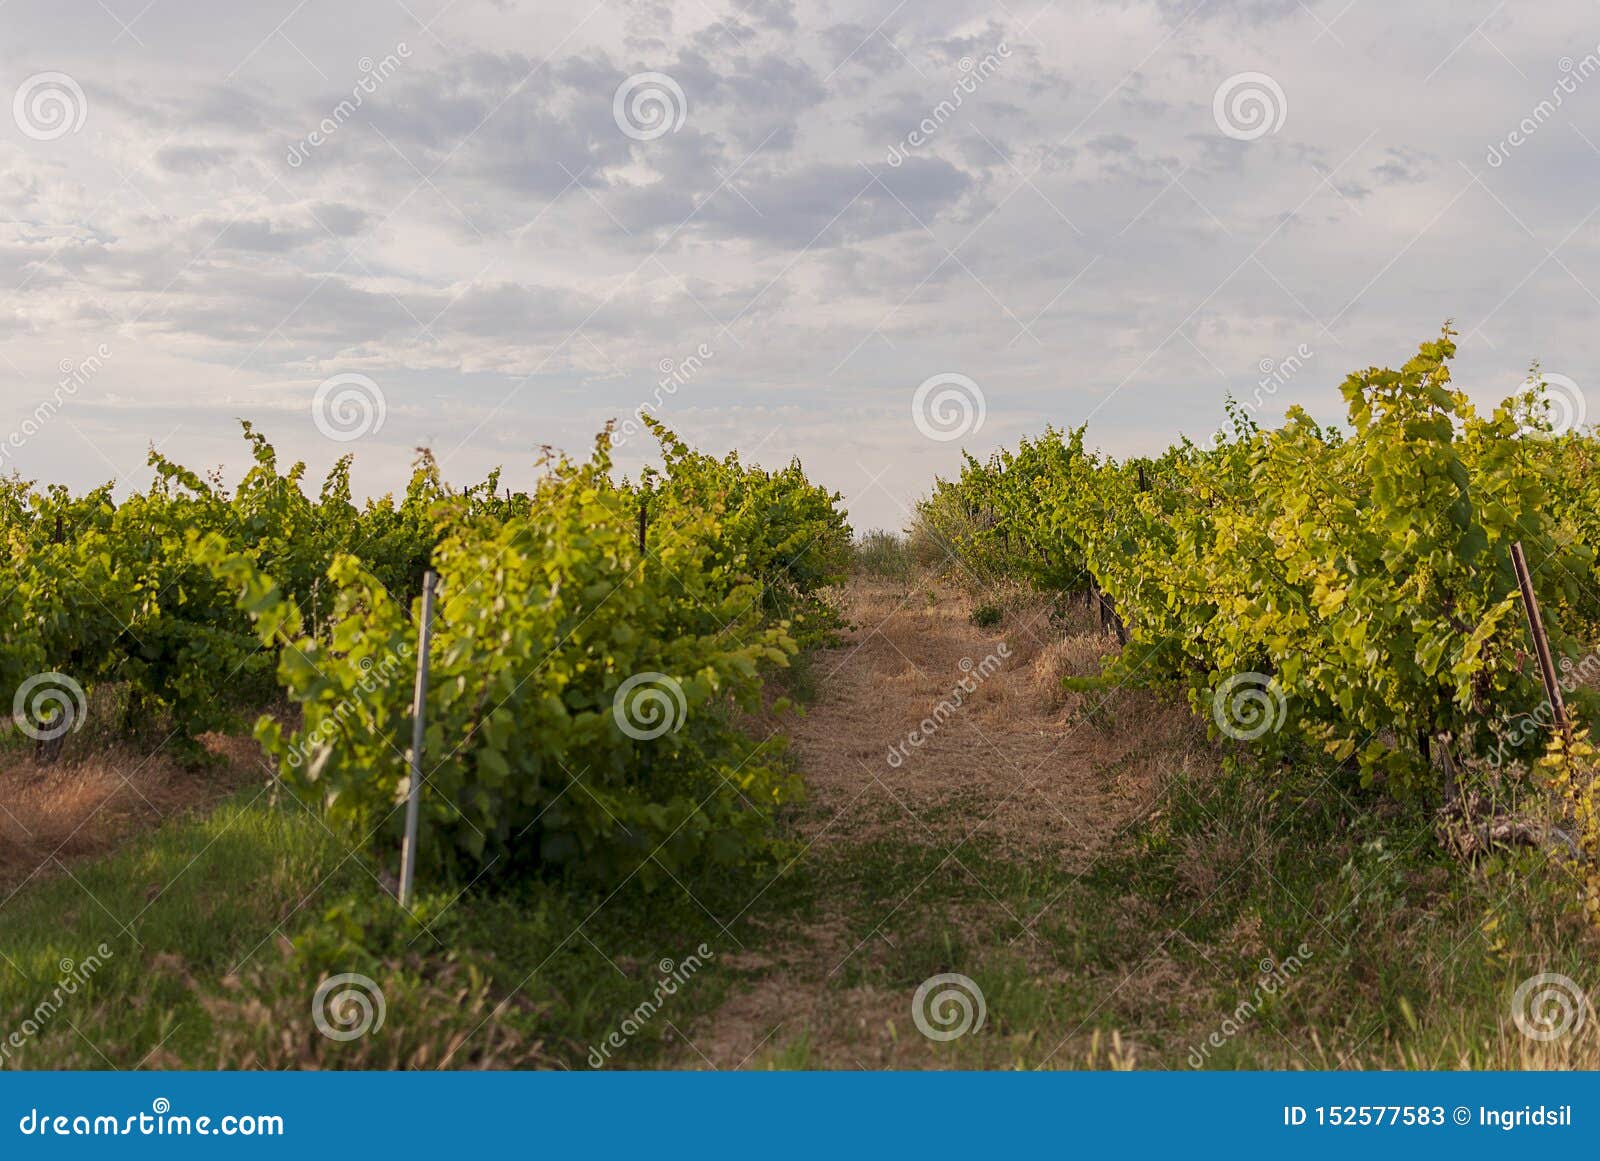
(4, 421), (849, 884)
(0, 426), (452, 754)
(924, 330), (1600, 795)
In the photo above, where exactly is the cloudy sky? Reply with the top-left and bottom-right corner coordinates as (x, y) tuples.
(1, 0), (1597, 531)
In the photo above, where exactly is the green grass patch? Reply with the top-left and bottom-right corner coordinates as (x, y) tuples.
(4, 751), (1594, 1070)
(852, 530), (914, 583)
(969, 603), (1003, 628)
(0, 788), (790, 1069)
(728, 757), (1598, 1069)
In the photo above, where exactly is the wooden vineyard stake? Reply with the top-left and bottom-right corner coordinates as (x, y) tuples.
(1510, 541), (1572, 748)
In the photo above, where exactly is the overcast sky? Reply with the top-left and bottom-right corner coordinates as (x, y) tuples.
(2, 0), (1597, 531)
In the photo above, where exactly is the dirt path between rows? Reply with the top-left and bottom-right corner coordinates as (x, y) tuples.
(674, 574), (1204, 1067)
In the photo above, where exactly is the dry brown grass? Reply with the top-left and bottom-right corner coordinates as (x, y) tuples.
(782, 575), (1206, 857)
(679, 573), (1218, 1068)
(0, 734), (261, 890)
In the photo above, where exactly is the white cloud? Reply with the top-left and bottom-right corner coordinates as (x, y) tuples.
(0, 0), (1596, 531)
